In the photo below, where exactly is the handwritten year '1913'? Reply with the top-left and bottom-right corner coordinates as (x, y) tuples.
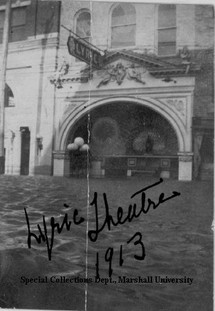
(24, 178), (180, 277)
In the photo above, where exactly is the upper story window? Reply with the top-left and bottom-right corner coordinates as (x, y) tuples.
(158, 4), (176, 56)
(0, 6), (26, 43)
(76, 10), (91, 42)
(10, 7), (26, 42)
(111, 3), (136, 48)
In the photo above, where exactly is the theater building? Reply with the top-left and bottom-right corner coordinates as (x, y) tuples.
(1, 1), (214, 180)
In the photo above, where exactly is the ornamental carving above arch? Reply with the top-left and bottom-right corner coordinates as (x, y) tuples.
(159, 98), (187, 125)
(96, 62), (147, 88)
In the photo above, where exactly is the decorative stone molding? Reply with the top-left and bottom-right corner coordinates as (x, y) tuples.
(167, 99), (186, 115)
(63, 102), (80, 115)
(49, 61), (92, 88)
(161, 98), (187, 124)
(53, 151), (69, 160)
(178, 152), (193, 162)
(103, 50), (200, 76)
(97, 62), (147, 88)
(178, 46), (192, 74)
(57, 95), (192, 153)
(49, 60), (70, 88)
(178, 152), (193, 181)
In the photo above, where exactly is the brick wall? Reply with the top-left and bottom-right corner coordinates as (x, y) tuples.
(195, 5), (214, 49)
(193, 49), (214, 117)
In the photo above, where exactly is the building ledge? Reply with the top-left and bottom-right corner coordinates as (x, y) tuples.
(0, 34), (59, 54)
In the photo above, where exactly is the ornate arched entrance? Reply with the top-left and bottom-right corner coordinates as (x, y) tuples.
(53, 96), (193, 180)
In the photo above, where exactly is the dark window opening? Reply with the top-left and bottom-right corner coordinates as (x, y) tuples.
(76, 10), (91, 42)
(20, 127), (30, 175)
(75, 10), (91, 62)
(158, 4), (176, 56)
(111, 3), (136, 48)
(4, 84), (15, 107)
(0, 6), (27, 43)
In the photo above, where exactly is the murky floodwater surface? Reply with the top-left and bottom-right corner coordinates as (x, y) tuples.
(0, 176), (213, 310)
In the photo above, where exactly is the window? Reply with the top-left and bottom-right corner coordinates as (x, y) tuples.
(10, 7), (26, 42)
(111, 3), (136, 48)
(0, 10), (5, 42)
(75, 10), (91, 63)
(4, 84), (15, 107)
(158, 4), (176, 56)
(76, 10), (91, 42)
(0, 6), (26, 43)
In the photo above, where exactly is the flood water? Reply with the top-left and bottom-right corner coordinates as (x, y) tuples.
(0, 175), (213, 310)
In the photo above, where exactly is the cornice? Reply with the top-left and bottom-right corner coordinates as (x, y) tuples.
(103, 50), (201, 76)
(0, 36), (59, 54)
(50, 47), (211, 88)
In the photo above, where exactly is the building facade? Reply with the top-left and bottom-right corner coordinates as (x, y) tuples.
(1, 0), (214, 180)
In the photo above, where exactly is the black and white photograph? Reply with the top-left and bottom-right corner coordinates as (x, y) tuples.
(0, 0), (214, 310)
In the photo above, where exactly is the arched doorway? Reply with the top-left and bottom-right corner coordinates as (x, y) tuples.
(54, 96), (192, 180)
(62, 101), (180, 178)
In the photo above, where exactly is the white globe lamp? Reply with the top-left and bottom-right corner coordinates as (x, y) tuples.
(80, 144), (90, 152)
(74, 137), (84, 147)
(67, 143), (78, 151)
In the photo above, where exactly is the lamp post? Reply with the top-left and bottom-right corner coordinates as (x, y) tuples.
(0, 0), (12, 173)
(67, 137), (89, 176)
